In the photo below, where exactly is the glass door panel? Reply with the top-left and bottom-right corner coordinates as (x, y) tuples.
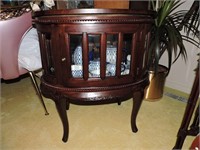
(70, 34), (83, 78)
(88, 34), (101, 77)
(121, 33), (133, 75)
(106, 34), (118, 76)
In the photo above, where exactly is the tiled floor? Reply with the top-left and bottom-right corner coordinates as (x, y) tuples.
(1, 77), (195, 150)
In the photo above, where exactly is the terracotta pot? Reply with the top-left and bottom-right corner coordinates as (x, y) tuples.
(144, 65), (168, 101)
(190, 135), (200, 150)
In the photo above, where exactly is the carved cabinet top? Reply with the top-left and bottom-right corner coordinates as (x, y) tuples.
(33, 9), (155, 24)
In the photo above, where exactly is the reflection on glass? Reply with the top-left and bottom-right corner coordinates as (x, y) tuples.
(88, 35), (100, 61)
(88, 35), (101, 77)
(70, 34), (83, 78)
(106, 34), (118, 76)
(66, 0), (94, 9)
(121, 34), (133, 75)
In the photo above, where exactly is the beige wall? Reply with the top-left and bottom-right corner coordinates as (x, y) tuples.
(160, 0), (200, 94)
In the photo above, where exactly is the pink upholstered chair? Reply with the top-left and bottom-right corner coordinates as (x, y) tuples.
(0, 11), (49, 115)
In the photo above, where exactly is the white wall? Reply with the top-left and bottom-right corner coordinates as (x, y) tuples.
(159, 0), (200, 94)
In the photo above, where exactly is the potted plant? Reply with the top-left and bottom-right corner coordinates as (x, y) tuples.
(145, 0), (199, 100)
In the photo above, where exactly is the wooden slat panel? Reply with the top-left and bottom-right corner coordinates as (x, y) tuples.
(82, 32), (89, 80)
(100, 33), (107, 79)
(116, 32), (123, 77)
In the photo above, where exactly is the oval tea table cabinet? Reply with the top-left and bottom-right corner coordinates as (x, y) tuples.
(33, 9), (154, 142)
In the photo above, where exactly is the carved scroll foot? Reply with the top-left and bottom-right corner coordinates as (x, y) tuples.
(131, 90), (144, 133)
(55, 98), (69, 142)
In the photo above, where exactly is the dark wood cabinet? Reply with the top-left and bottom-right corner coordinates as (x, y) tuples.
(33, 9), (154, 142)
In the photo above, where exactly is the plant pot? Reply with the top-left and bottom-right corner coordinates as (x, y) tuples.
(144, 65), (168, 101)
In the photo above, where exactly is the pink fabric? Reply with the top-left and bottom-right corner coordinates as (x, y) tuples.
(0, 12), (32, 80)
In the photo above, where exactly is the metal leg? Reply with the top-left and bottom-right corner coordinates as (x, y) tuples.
(29, 71), (49, 115)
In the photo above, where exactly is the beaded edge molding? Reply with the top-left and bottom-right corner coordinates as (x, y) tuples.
(34, 18), (154, 24)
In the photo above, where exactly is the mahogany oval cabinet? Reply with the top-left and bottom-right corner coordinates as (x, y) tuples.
(33, 9), (154, 142)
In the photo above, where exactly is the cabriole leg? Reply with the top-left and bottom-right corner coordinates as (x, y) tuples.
(55, 98), (69, 142)
(131, 90), (144, 132)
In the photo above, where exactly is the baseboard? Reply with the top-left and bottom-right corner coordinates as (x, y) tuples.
(164, 87), (189, 103)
